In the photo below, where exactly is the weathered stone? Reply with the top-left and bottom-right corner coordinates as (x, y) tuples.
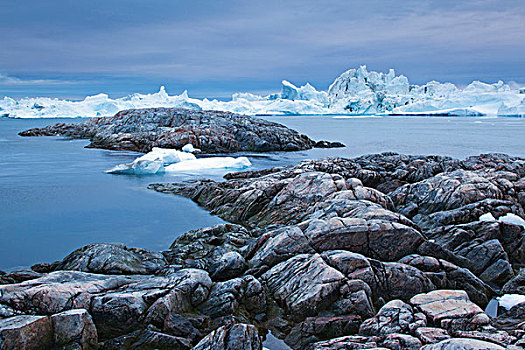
(311, 335), (383, 349)
(192, 323), (262, 350)
(50, 309), (98, 349)
(420, 337), (505, 350)
(382, 333), (422, 350)
(209, 251), (247, 281)
(415, 327), (451, 344)
(261, 253), (373, 322)
(0, 315), (53, 349)
(409, 290), (487, 328)
(391, 170), (504, 216)
(51, 243), (168, 275)
(359, 300), (417, 336)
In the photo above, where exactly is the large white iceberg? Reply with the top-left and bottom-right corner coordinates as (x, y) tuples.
(105, 147), (251, 175)
(2, 66), (524, 117)
(165, 157), (251, 172)
(106, 147), (197, 175)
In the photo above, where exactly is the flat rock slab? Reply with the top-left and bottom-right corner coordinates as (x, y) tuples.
(19, 107), (342, 153)
(420, 338), (505, 350)
(410, 290), (484, 323)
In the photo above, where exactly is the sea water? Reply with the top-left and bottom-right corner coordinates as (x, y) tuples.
(1, 115), (524, 270)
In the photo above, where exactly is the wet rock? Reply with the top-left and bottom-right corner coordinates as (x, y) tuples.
(391, 170), (503, 217)
(151, 170), (400, 228)
(0, 271), (137, 316)
(359, 300), (420, 336)
(19, 108), (340, 153)
(502, 268), (525, 295)
(311, 335), (383, 349)
(209, 251), (247, 281)
(414, 327), (451, 344)
(261, 253), (373, 322)
(197, 275), (266, 319)
(0, 315), (52, 349)
(164, 223), (255, 273)
(493, 302), (525, 332)
(192, 323), (262, 350)
(51, 243), (168, 275)
(129, 327), (192, 350)
(399, 255), (492, 306)
(314, 140), (345, 148)
(50, 309), (98, 349)
(382, 333), (422, 350)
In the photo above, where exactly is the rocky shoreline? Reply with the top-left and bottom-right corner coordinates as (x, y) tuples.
(18, 108), (344, 153)
(1, 151), (525, 349)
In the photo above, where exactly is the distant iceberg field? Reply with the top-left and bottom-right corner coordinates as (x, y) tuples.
(1, 65), (524, 118)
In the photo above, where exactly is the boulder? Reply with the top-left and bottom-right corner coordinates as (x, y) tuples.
(50, 243), (168, 275)
(50, 309), (98, 349)
(192, 323), (262, 350)
(0, 315), (52, 349)
(409, 290), (488, 330)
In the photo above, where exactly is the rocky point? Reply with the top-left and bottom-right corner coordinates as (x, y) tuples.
(1, 152), (525, 349)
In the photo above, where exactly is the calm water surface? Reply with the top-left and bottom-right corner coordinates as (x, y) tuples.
(1, 115), (524, 270)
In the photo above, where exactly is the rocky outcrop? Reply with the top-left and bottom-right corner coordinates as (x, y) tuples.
(0, 310), (97, 350)
(18, 108), (343, 153)
(2, 153), (525, 349)
(192, 323), (262, 350)
(32, 243), (168, 275)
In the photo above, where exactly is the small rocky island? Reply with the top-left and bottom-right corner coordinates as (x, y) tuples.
(1, 150), (525, 349)
(19, 108), (344, 153)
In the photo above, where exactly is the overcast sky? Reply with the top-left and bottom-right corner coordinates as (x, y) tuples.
(1, 0), (524, 99)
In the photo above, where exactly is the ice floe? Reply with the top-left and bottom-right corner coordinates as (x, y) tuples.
(105, 147), (251, 175)
(165, 157), (251, 172)
(2, 66), (524, 118)
(497, 294), (525, 310)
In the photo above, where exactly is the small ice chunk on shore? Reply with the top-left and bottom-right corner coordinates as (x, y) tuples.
(479, 213), (496, 222)
(479, 212), (525, 228)
(182, 143), (200, 153)
(165, 157), (252, 172)
(499, 213), (525, 228)
(498, 294), (525, 310)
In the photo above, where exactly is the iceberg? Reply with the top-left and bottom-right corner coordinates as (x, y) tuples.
(106, 147), (196, 175)
(165, 156), (252, 172)
(1, 65), (524, 118)
(105, 147), (251, 175)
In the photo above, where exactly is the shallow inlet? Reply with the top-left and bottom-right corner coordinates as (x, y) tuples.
(1, 115), (525, 270)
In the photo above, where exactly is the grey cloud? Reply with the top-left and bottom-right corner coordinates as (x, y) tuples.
(0, 0), (524, 97)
